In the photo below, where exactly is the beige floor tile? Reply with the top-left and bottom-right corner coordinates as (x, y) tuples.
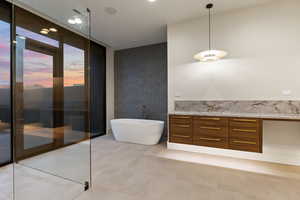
(78, 186), (140, 200)
(2, 135), (300, 200)
(79, 135), (300, 200)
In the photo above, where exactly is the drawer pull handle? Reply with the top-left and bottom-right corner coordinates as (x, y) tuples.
(175, 125), (190, 128)
(172, 116), (190, 119)
(232, 119), (257, 122)
(233, 140), (257, 145)
(173, 135), (190, 138)
(201, 117), (221, 121)
(232, 129), (257, 133)
(199, 137), (221, 142)
(200, 126), (221, 130)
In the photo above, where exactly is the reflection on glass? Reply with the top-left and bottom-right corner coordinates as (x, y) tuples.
(13, 6), (91, 198)
(64, 44), (86, 144)
(17, 27), (59, 47)
(15, 25), (59, 158)
(0, 2), (12, 199)
(23, 50), (54, 149)
(0, 18), (11, 165)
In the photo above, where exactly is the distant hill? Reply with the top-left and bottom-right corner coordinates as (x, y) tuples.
(0, 88), (10, 106)
(0, 85), (85, 109)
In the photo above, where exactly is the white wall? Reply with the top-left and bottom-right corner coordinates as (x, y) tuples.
(168, 0), (300, 112)
(167, 0), (300, 165)
(106, 47), (115, 134)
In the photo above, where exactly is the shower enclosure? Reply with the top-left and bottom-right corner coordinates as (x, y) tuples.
(0, 0), (93, 199)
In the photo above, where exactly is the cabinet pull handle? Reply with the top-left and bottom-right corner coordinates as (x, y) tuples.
(233, 140), (257, 145)
(200, 126), (221, 130)
(232, 119), (257, 122)
(199, 137), (221, 142)
(175, 125), (190, 128)
(201, 117), (221, 121)
(232, 129), (256, 133)
(173, 135), (190, 138)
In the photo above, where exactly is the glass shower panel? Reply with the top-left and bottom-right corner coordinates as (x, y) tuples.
(0, 1), (13, 200)
(63, 44), (86, 145)
(0, 0), (12, 167)
(12, 2), (91, 200)
(23, 49), (54, 150)
(60, 7), (91, 184)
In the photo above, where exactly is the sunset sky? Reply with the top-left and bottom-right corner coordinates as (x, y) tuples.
(64, 43), (85, 87)
(23, 49), (53, 89)
(0, 20), (85, 89)
(0, 20), (10, 89)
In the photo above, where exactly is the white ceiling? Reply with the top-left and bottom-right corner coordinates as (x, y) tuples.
(14, 0), (276, 50)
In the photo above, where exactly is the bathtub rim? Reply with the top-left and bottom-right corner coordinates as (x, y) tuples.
(111, 118), (164, 125)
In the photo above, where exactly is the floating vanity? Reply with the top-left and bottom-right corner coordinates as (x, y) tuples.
(168, 101), (300, 165)
(169, 115), (263, 153)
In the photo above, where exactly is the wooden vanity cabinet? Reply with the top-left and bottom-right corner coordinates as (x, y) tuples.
(169, 115), (263, 153)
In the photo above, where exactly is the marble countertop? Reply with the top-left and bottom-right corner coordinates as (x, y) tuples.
(170, 111), (300, 121)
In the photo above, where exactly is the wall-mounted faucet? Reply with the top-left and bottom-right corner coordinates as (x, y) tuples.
(142, 105), (148, 119)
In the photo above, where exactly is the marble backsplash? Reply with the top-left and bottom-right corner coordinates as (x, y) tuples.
(175, 101), (300, 115)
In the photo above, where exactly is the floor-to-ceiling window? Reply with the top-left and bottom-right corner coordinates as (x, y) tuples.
(0, 0), (11, 167)
(15, 26), (59, 158)
(14, 7), (63, 159)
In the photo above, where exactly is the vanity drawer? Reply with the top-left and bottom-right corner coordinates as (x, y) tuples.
(193, 123), (228, 138)
(193, 117), (228, 127)
(169, 135), (193, 145)
(169, 122), (193, 144)
(194, 135), (228, 149)
(229, 137), (261, 153)
(229, 118), (260, 128)
(170, 124), (192, 136)
(229, 118), (262, 139)
(229, 127), (259, 139)
(170, 115), (192, 125)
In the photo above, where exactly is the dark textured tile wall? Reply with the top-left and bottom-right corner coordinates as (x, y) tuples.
(115, 43), (168, 137)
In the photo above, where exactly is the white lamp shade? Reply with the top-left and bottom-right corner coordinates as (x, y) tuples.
(194, 50), (227, 62)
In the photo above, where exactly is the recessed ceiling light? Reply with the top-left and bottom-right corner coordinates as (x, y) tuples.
(49, 28), (58, 32)
(68, 17), (82, 25)
(68, 19), (76, 24)
(40, 30), (49, 35)
(148, 0), (157, 2)
(74, 17), (82, 24)
(40, 28), (49, 34)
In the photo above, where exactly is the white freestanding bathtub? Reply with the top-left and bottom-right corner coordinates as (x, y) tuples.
(111, 119), (164, 145)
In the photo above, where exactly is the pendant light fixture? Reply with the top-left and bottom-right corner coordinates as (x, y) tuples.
(194, 3), (227, 62)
